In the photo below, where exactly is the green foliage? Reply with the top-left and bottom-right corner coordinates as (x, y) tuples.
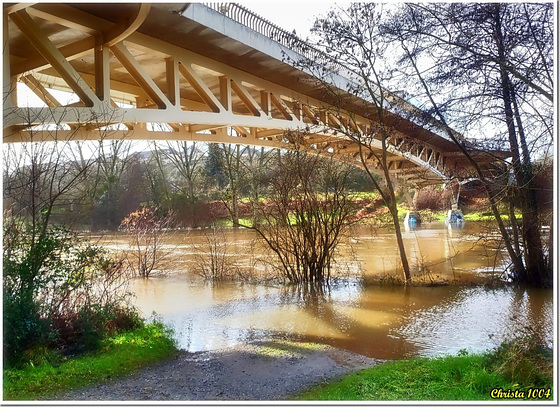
(204, 143), (228, 189)
(3, 217), (136, 367)
(3, 322), (177, 400)
(297, 331), (553, 401)
(3, 294), (53, 366)
(484, 326), (553, 389)
(298, 354), (508, 401)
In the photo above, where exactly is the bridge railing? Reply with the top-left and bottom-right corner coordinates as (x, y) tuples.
(204, 3), (353, 77)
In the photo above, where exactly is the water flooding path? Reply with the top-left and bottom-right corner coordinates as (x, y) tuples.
(98, 223), (554, 360)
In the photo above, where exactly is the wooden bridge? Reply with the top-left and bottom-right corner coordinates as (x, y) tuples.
(3, 2), (506, 188)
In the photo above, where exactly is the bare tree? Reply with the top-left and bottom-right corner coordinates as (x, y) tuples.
(249, 139), (355, 285)
(164, 141), (204, 204)
(193, 223), (239, 281)
(95, 139), (136, 229)
(119, 206), (174, 278)
(380, 3), (553, 287)
(242, 146), (275, 224)
(220, 143), (248, 227)
(144, 142), (172, 210)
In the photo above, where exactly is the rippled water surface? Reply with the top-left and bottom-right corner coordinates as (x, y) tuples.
(97, 223), (554, 359)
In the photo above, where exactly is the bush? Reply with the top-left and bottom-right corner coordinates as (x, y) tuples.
(119, 207), (174, 277)
(52, 304), (142, 355)
(484, 326), (553, 388)
(3, 217), (137, 366)
(3, 293), (54, 366)
(415, 186), (447, 211)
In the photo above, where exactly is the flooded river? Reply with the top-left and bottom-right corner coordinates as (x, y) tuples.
(96, 223), (554, 360)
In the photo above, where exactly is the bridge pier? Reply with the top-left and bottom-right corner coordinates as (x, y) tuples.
(403, 186), (419, 211)
(403, 185), (421, 229)
(445, 181), (464, 228)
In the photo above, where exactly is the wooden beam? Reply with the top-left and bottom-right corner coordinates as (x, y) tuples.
(110, 42), (171, 109)
(165, 57), (179, 106)
(178, 62), (222, 113)
(20, 74), (61, 107)
(26, 3), (111, 35)
(10, 9), (98, 107)
(231, 79), (263, 117)
(12, 37), (94, 75)
(103, 3), (151, 47)
(270, 93), (294, 121)
(94, 38), (111, 101)
(4, 4), (37, 15)
(219, 75), (231, 112)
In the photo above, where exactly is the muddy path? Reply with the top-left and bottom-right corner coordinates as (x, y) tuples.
(55, 341), (379, 401)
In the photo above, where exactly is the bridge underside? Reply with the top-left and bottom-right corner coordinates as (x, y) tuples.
(3, 3), (504, 187)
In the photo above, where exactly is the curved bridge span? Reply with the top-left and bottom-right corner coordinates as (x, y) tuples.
(3, 3), (503, 187)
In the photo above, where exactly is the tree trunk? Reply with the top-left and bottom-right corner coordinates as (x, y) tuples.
(391, 199), (411, 282)
(494, 5), (547, 286)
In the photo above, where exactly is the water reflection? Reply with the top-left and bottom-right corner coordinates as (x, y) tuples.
(97, 225), (552, 360)
(130, 275), (553, 360)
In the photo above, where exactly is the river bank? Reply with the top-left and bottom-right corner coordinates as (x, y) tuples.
(53, 341), (379, 401)
(16, 331), (552, 402)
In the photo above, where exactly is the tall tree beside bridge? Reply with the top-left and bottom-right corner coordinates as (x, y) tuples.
(379, 3), (553, 287)
(306, 4), (413, 282)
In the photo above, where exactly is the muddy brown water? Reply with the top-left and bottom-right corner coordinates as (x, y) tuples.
(93, 223), (553, 360)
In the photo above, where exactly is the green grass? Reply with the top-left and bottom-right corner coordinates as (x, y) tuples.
(4, 322), (178, 400)
(463, 209), (522, 222)
(348, 191), (380, 200)
(297, 352), (553, 401)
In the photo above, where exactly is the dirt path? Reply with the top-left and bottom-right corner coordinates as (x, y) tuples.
(55, 340), (380, 401)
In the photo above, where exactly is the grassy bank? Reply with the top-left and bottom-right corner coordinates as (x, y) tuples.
(298, 335), (553, 401)
(4, 321), (177, 400)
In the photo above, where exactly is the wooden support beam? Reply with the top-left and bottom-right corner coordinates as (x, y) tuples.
(187, 124), (224, 133)
(301, 104), (319, 125)
(270, 93), (294, 121)
(257, 128), (283, 138)
(26, 3), (111, 35)
(10, 9), (98, 107)
(94, 38), (111, 101)
(12, 37), (94, 75)
(3, 11), (17, 109)
(20, 74), (61, 107)
(178, 62), (222, 113)
(4, 3), (37, 15)
(259, 90), (271, 117)
(232, 126), (250, 137)
(110, 42), (171, 109)
(231, 79), (263, 117)
(103, 3), (151, 47)
(219, 76), (231, 112)
(165, 57), (179, 106)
